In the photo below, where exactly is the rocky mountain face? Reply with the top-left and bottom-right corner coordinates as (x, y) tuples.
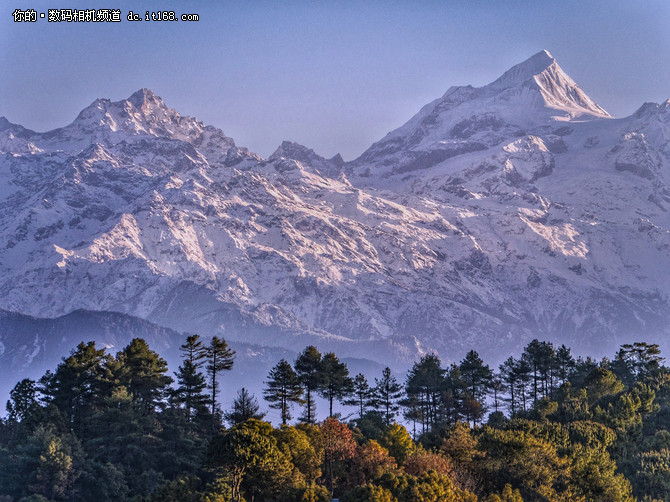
(1, 51), (669, 380)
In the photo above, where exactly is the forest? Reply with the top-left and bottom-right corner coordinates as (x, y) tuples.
(1, 335), (670, 501)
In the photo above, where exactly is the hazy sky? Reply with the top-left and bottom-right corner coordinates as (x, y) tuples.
(2, 1), (669, 160)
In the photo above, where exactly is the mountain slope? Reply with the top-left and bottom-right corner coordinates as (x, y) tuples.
(1, 51), (670, 367)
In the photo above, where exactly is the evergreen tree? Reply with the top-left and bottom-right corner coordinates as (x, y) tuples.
(499, 357), (518, 416)
(555, 344), (576, 386)
(570, 356), (600, 389)
(344, 373), (374, 420)
(41, 341), (112, 436)
(458, 350), (492, 424)
(206, 336), (235, 417)
(583, 366), (624, 406)
(83, 386), (165, 495)
(295, 346), (326, 424)
(5, 337), (668, 501)
(400, 393), (423, 439)
(514, 357), (532, 412)
(522, 339), (556, 403)
(224, 388), (266, 425)
(263, 359), (303, 425)
(173, 335), (209, 420)
(491, 374), (505, 414)
(614, 342), (664, 384)
(373, 367), (403, 425)
(319, 352), (354, 417)
(405, 354), (446, 433)
(114, 338), (172, 412)
(459, 350), (493, 403)
(6, 378), (40, 423)
(2, 425), (82, 501)
(443, 364), (467, 425)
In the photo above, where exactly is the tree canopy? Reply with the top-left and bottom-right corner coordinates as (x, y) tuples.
(2, 336), (670, 501)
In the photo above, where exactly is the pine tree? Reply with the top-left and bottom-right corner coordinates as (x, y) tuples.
(400, 392), (422, 439)
(555, 344), (576, 386)
(41, 341), (112, 435)
(491, 374), (506, 414)
(443, 364), (467, 425)
(6, 378), (40, 423)
(614, 342), (664, 383)
(206, 336), (235, 417)
(522, 339), (555, 403)
(500, 357), (519, 416)
(263, 359), (303, 425)
(319, 352), (353, 417)
(459, 349), (492, 424)
(344, 373), (374, 419)
(224, 388), (266, 425)
(405, 354), (446, 433)
(514, 357), (532, 412)
(459, 350), (493, 401)
(295, 346), (326, 424)
(373, 367), (403, 425)
(173, 335), (209, 420)
(114, 338), (172, 412)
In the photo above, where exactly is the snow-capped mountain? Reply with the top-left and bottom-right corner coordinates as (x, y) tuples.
(348, 50), (610, 178)
(1, 51), (669, 370)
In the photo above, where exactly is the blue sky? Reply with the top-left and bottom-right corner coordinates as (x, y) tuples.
(2, 0), (669, 159)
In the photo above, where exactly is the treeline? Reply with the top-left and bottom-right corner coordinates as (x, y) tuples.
(2, 338), (670, 501)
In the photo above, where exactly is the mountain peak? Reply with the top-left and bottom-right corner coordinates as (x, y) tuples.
(329, 153), (345, 167)
(527, 49), (554, 68)
(488, 50), (609, 117)
(490, 50), (557, 91)
(270, 141), (334, 164)
(518, 49), (555, 72)
(127, 88), (164, 110)
(73, 88), (168, 127)
(270, 141), (344, 176)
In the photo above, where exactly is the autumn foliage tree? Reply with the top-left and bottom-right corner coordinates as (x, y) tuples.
(346, 439), (397, 488)
(404, 449), (453, 477)
(320, 418), (356, 495)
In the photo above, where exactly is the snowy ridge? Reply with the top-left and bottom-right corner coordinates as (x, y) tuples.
(488, 50), (609, 117)
(349, 50), (611, 179)
(1, 51), (670, 366)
